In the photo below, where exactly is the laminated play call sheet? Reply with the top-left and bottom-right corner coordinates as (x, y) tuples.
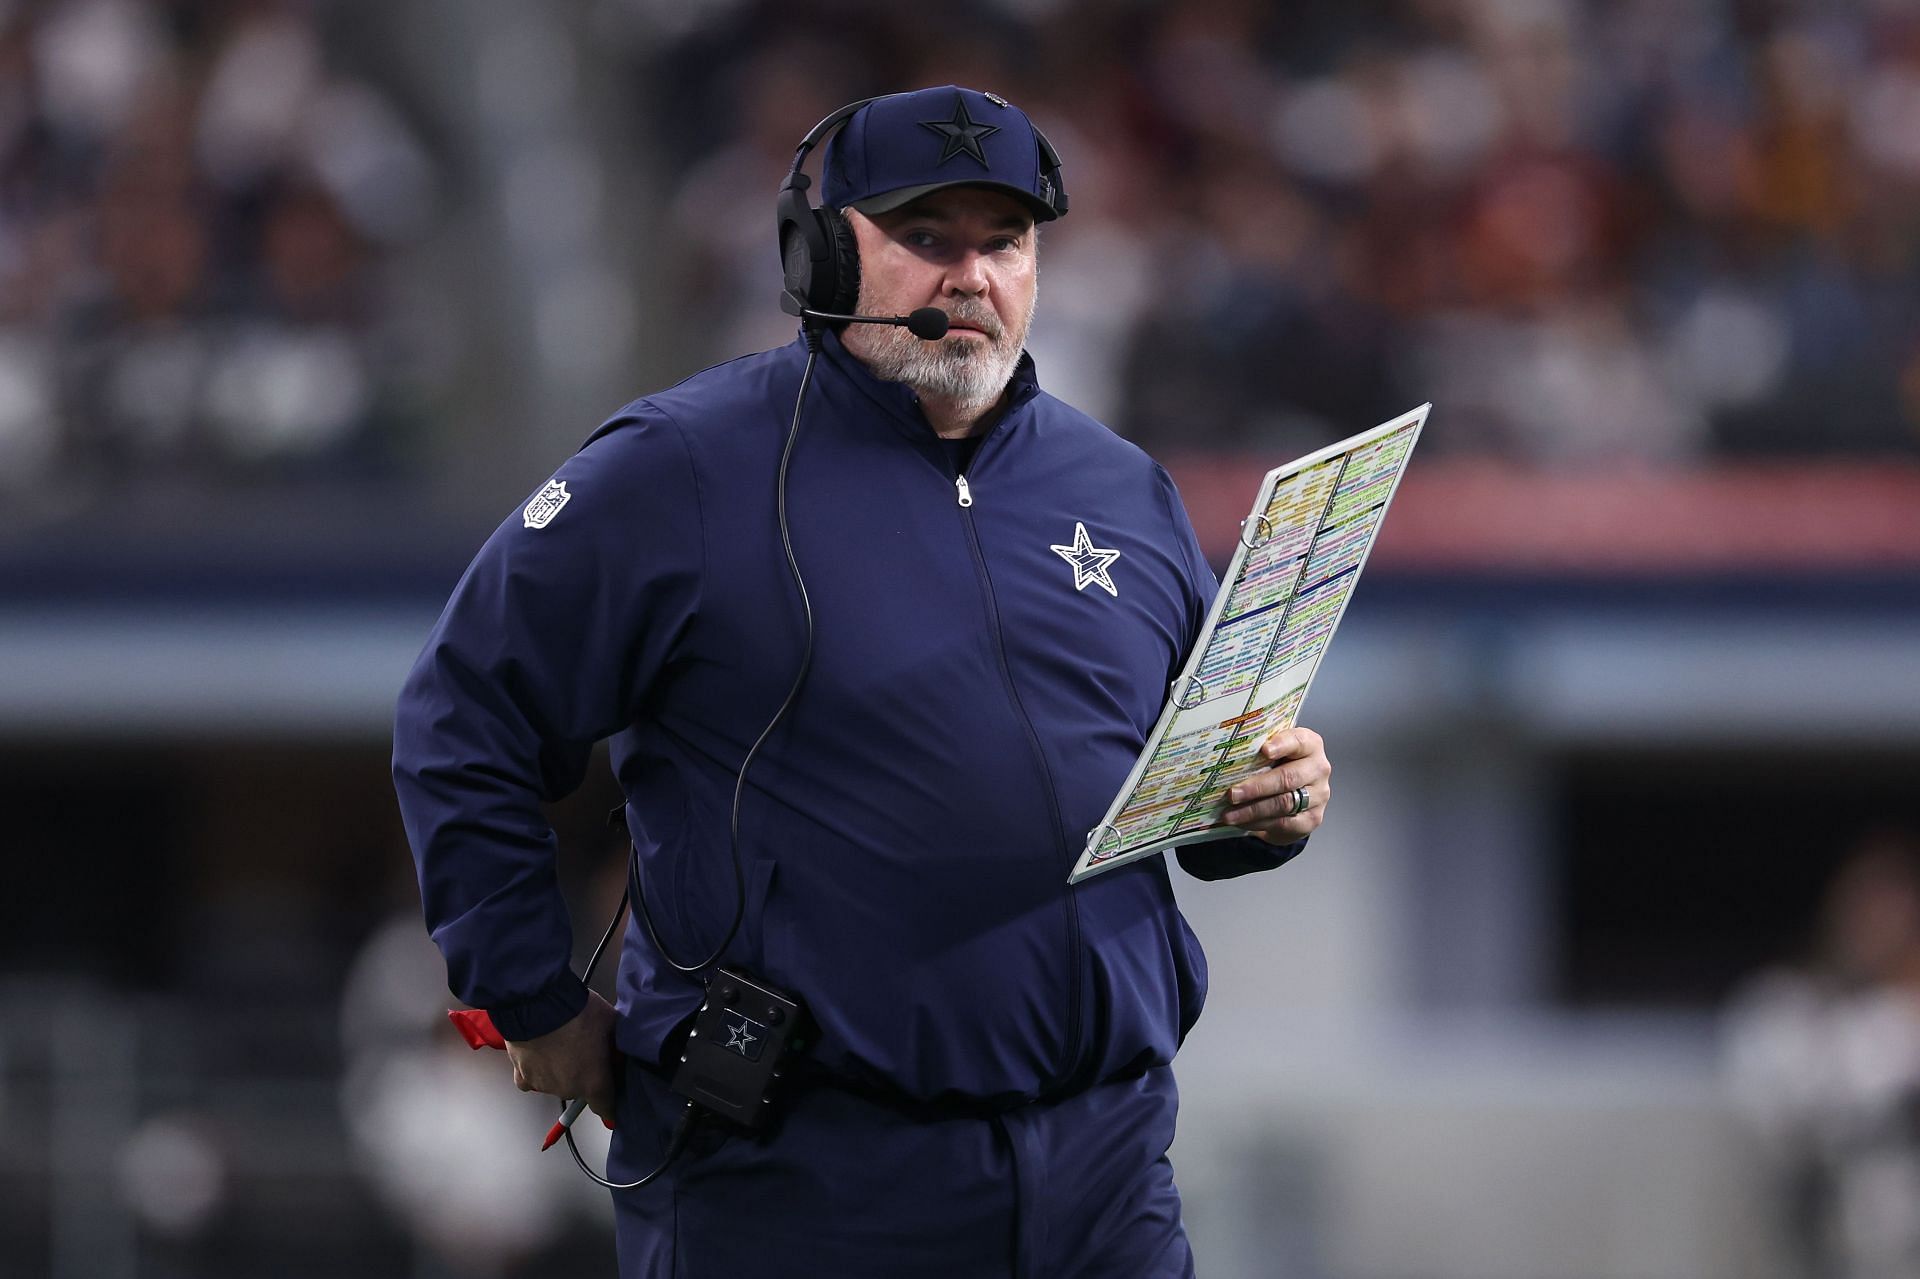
(1069, 404), (1428, 884)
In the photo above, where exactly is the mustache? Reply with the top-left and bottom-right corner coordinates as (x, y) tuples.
(936, 302), (1005, 341)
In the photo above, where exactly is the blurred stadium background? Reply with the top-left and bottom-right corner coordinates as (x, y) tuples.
(4, 0), (1920, 1275)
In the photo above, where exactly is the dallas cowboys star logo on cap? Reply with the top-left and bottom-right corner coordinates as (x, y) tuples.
(1050, 521), (1122, 597)
(919, 95), (1000, 168)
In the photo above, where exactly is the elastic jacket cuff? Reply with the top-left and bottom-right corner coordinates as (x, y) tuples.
(485, 969), (589, 1042)
(1176, 835), (1308, 881)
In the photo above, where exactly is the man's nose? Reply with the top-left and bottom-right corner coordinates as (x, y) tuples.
(943, 249), (990, 296)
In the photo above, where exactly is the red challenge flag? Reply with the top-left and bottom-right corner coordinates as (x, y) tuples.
(446, 1006), (508, 1050)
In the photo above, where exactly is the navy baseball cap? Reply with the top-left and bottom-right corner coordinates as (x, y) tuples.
(822, 86), (1066, 223)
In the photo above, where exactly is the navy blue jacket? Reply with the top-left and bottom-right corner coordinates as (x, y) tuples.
(393, 331), (1298, 1106)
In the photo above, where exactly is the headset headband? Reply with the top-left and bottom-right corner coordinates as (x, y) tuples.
(786, 96), (882, 185)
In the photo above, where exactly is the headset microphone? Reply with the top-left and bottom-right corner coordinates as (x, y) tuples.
(777, 295), (950, 340)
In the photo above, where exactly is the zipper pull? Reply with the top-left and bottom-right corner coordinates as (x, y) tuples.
(955, 474), (974, 508)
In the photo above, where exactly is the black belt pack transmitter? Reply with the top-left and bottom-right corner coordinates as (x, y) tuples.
(670, 968), (808, 1129)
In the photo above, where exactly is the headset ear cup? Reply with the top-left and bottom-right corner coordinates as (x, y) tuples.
(816, 207), (861, 315)
(776, 181), (822, 311)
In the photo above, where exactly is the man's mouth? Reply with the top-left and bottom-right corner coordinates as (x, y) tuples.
(942, 312), (998, 338)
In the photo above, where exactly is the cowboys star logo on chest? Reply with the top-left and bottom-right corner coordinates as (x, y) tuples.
(1050, 521), (1121, 597)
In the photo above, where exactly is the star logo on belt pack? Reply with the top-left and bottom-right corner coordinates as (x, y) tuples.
(722, 1012), (766, 1061)
(919, 95), (1000, 168)
(1051, 522), (1121, 597)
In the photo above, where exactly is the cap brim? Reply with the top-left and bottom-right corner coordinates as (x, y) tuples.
(850, 180), (1058, 222)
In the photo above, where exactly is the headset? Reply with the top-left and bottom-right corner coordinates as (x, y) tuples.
(775, 92), (1070, 324)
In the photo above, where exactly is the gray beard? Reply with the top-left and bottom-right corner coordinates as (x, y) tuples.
(849, 287), (1035, 414)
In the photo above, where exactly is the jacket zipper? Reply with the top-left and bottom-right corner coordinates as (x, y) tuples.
(947, 458), (1085, 1093)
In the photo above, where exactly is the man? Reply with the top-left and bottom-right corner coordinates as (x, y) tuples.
(394, 86), (1333, 1277)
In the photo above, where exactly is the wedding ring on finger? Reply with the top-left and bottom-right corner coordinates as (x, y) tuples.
(1285, 786), (1310, 817)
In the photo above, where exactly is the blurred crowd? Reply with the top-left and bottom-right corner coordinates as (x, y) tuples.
(647, 0), (1920, 462)
(7, 0), (1920, 508)
(0, 0), (435, 501)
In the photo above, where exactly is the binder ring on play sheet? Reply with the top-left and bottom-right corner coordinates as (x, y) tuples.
(1084, 822), (1121, 860)
(1170, 675), (1207, 710)
(1239, 513), (1274, 549)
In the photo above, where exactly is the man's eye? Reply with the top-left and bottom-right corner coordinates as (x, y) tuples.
(904, 230), (939, 247)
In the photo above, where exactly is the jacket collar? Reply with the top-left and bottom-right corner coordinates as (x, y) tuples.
(813, 326), (1041, 445)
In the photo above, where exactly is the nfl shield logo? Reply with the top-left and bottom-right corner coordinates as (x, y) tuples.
(523, 479), (571, 529)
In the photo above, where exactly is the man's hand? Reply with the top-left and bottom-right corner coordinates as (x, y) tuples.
(1221, 726), (1331, 846)
(505, 989), (619, 1125)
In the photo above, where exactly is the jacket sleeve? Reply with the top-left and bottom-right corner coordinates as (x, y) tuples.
(391, 407), (704, 1039)
(1153, 464), (1307, 882)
